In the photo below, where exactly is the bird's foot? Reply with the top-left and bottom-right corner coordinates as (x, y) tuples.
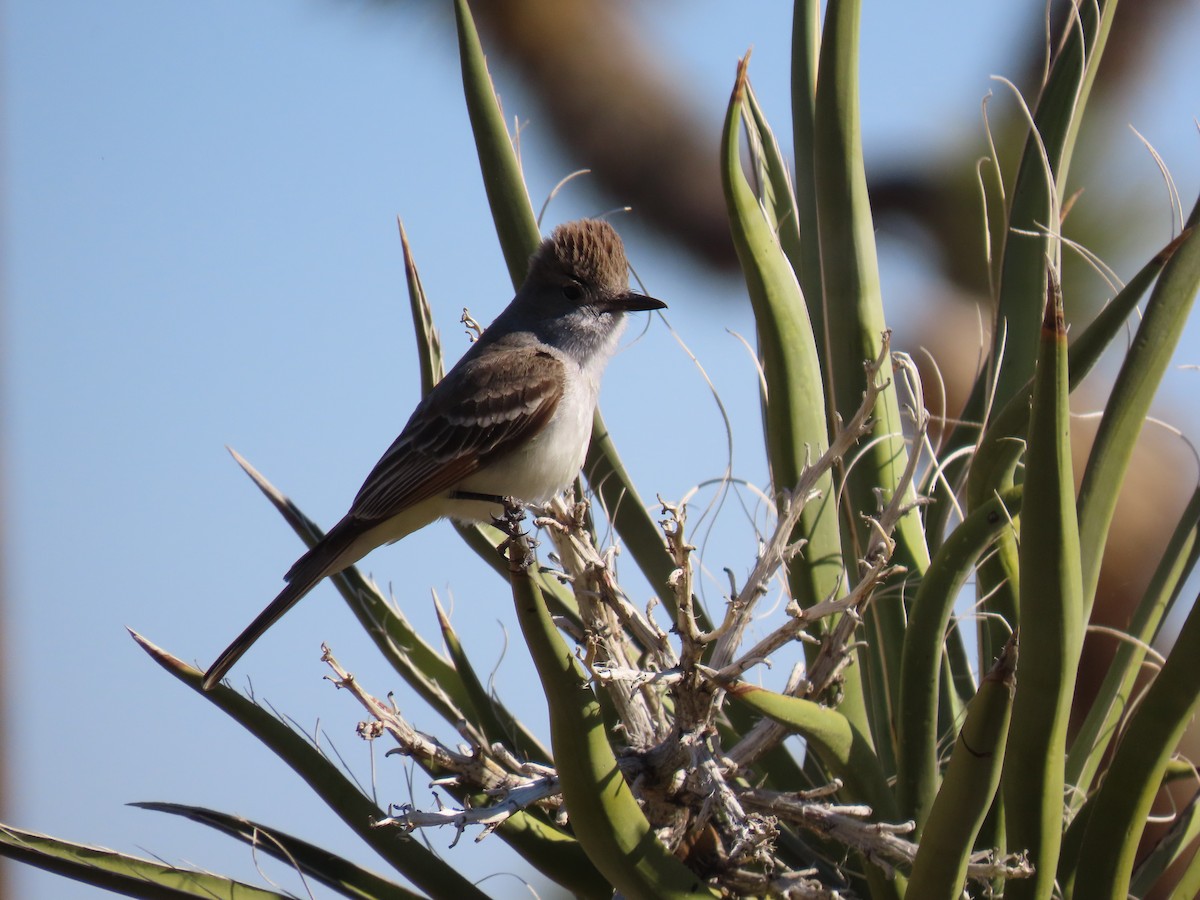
(494, 497), (538, 567)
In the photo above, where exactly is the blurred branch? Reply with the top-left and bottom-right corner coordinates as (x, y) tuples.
(465, 0), (735, 266)
(358, 0), (1187, 291)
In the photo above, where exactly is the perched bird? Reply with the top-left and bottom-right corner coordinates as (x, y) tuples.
(203, 219), (665, 690)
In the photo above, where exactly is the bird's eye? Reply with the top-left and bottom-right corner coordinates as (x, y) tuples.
(562, 282), (584, 302)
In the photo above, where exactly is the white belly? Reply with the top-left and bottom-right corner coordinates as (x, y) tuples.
(452, 360), (598, 518)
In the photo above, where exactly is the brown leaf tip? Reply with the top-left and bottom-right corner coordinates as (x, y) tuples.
(1042, 266), (1066, 337)
(1156, 226), (1194, 265)
(733, 51), (753, 105)
(982, 631), (1018, 689)
(397, 217), (419, 280)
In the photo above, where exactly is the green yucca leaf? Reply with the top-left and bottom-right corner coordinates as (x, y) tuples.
(813, 0), (929, 763)
(957, 6), (1117, 682)
(977, 227), (1193, 461)
(986, 0), (1117, 413)
(399, 160), (586, 630)
(1076, 207), (1200, 619)
(131, 632), (489, 900)
(1072, 586), (1200, 897)
(504, 524), (716, 899)
(433, 594), (551, 763)
(0, 824), (287, 900)
(733, 74), (846, 612)
(454, 0), (680, 615)
(813, 0), (932, 580)
(227, 446), (572, 781)
(1067, 227), (1194, 381)
(965, 227), (1192, 671)
(927, 226), (1188, 565)
(967, 225), (1195, 508)
(722, 681), (895, 818)
(717, 54), (843, 618)
(1066, 484), (1200, 802)
(722, 679), (903, 900)
(452, 0), (538, 283)
(897, 486), (1021, 829)
(225, 449), (476, 726)
(908, 637), (1017, 897)
(160, 624), (599, 897)
(1002, 271), (1083, 900)
(397, 218), (443, 397)
(1129, 789), (1200, 898)
(1174, 851), (1200, 900)
(130, 802), (419, 900)
(163, 582), (599, 895)
(743, 83), (803, 271)
(789, 0), (826, 353)
(719, 54), (872, 749)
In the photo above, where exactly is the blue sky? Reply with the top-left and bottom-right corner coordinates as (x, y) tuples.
(4, 2), (1199, 897)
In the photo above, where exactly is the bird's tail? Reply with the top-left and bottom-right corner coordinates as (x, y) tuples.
(201, 525), (359, 691)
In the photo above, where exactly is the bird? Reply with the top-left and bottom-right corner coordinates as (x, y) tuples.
(203, 218), (665, 690)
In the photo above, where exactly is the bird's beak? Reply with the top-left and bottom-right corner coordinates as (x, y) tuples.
(608, 291), (667, 312)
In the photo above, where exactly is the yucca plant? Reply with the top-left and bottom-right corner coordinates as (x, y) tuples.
(3, 0), (1199, 897)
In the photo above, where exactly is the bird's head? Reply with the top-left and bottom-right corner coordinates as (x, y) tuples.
(526, 219), (666, 319)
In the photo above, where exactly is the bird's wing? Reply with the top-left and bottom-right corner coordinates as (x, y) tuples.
(347, 345), (566, 523)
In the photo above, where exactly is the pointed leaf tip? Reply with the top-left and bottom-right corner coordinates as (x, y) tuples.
(433, 593), (452, 630)
(1156, 225), (1195, 265)
(227, 446), (291, 508)
(127, 628), (157, 653)
(397, 217), (418, 277)
(733, 51), (752, 103)
(128, 630), (201, 681)
(226, 445), (266, 485)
